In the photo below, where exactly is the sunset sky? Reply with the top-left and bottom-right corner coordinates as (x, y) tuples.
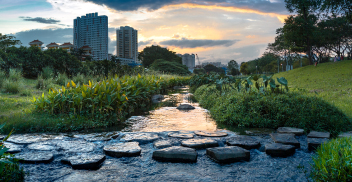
(0, 0), (290, 64)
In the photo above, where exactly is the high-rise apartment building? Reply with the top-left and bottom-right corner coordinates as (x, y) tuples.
(177, 53), (195, 69)
(74, 12), (108, 60)
(116, 26), (138, 61)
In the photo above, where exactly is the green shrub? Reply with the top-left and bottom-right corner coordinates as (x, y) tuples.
(54, 73), (69, 86)
(150, 59), (191, 75)
(311, 137), (352, 181)
(8, 69), (22, 82)
(2, 79), (20, 94)
(194, 85), (351, 136)
(20, 89), (32, 96)
(0, 70), (6, 88)
(36, 77), (53, 90)
(41, 67), (53, 79)
(193, 68), (206, 75)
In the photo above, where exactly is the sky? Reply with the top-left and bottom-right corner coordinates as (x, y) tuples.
(0, 0), (290, 64)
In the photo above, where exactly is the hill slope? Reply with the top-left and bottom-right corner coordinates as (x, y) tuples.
(273, 60), (352, 118)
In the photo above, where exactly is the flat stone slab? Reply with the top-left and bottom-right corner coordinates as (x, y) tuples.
(0, 135), (4, 140)
(168, 132), (194, 139)
(277, 127), (304, 135)
(181, 138), (218, 149)
(73, 133), (116, 142)
(265, 143), (296, 157)
(152, 94), (164, 103)
(104, 142), (141, 158)
(206, 146), (250, 163)
(338, 131), (352, 138)
(3, 142), (23, 154)
(154, 140), (172, 149)
(308, 138), (329, 151)
(57, 141), (95, 153)
(16, 152), (54, 163)
(194, 131), (228, 137)
(7, 134), (53, 144)
(270, 133), (300, 148)
(307, 131), (330, 139)
(176, 104), (195, 110)
(62, 154), (106, 170)
(122, 133), (160, 144)
(27, 142), (56, 151)
(153, 146), (197, 163)
(226, 135), (261, 150)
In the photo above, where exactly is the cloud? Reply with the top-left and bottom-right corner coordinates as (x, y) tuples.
(139, 39), (153, 46)
(159, 38), (239, 48)
(172, 34), (180, 38)
(19, 16), (61, 24)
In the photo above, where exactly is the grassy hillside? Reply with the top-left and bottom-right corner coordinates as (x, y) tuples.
(273, 60), (352, 118)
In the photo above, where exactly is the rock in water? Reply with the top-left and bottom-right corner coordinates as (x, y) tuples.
(104, 142), (141, 158)
(265, 143), (296, 157)
(57, 141), (96, 153)
(62, 154), (106, 170)
(270, 133), (300, 148)
(168, 132), (194, 139)
(194, 131), (228, 137)
(154, 140), (172, 149)
(181, 138), (218, 149)
(176, 104), (195, 110)
(122, 133), (160, 144)
(152, 94), (164, 103)
(3, 142), (23, 154)
(27, 142), (56, 151)
(307, 131), (330, 139)
(206, 146), (250, 163)
(338, 131), (352, 138)
(277, 127), (304, 135)
(6, 134), (53, 144)
(16, 152), (54, 163)
(307, 138), (329, 151)
(226, 136), (260, 150)
(153, 146), (197, 163)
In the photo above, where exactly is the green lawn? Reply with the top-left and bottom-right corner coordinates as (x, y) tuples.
(273, 60), (352, 118)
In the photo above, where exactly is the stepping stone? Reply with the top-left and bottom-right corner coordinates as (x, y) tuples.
(27, 142), (56, 151)
(265, 143), (296, 157)
(154, 140), (172, 149)
(0, 135), (4, 140)
(226, 135), (261, 150)
(73, 133), (113, 142)
(338, 131), (352, 138)
(62, 154), (106, 170)
(194, 131), (228, 137)
(277, 127), (304, 135)
(168, 132), (194, 139)
(153, 146), (197, 163)
(16, 152), (54, 163)
(104, 142), (141, 158)
(122, 133), (160, 144)
(181, 138), (218, 149)
(206, 146), (250, 163)
(308, 138), (329, 151)
(176, 104), (195, 110)
(152, 94), (164, 103)
(3, 142), (23, 154)
(307, 131), (330, 139)
(7, 134), (53, 144)
(57, 141), (95, 153)
(173, 86), (187, 90)
(270, 133), (300, 148)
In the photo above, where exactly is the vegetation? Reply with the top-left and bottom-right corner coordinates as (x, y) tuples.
(311, 137), (352, 181)
(193, 68), (206, 75)
(150, 59), (190, 75)
(227, 60), (240, 76)
(0, 33), (21, 51)
(138, 45), (182, 67)
(203, 64), (225, 74)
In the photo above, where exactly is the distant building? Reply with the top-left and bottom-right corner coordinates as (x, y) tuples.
(60, 42), (74, 53)
(116, 26), (138, 62)
(202, 62), (221, 67)
(81, 45), (92, 61)
(177, 53), (195, 69)
(46, 42), (59, 49)
(74, 12), (108, 60)
(29, 40), (44, 50)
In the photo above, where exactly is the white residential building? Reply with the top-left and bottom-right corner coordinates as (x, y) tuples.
(116, 26), (138, 62)
(73, 12), (108, 60)
(177, 53), (195, 69)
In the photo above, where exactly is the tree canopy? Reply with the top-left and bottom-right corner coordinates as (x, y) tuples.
(138, 45), (182, 67)
(0, 33), (21, 51)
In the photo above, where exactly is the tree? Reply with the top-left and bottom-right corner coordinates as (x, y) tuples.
(0, 33), (21, 51)
(227, 60), (240, 75)
(240, 62), (249, 75)
(138, 45), (182, 67)
(203, 64), (225, 74)
(150, 59), (190, 75)
(321, 0), (352, 23)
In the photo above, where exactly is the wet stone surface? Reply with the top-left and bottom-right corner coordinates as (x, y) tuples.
(176, 104), (195, 110)
(153, 140), (172, 149)
(168, 132), (194, 139)
(181, 138), (219, 149)
(153, 146), (197, 163)
(16, 152), (54, 163)
(206, 146), (250, 163)
(195, 130), (228, 137)
(104, 142), (141, 158)
(62, 154), (106, 170)
(277, 127), (304, 136)
(265, 143), (296, 157)
(338, 131), (352, 138)
(73, 132), (118, 142)
(226, 135), (261, 150)
(307, 131), (330, 139)
(307, 138), (329, 151)
(57, 140), (96, 153)
(270, 133), (300, 148)
(121, 133), (160, 144)
(3, 142), (23, 153)
(7, 134), (54, 144)
(27, 142), (56, 151)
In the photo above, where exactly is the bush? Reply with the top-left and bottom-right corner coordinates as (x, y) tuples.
(2, 79), (20, 94)
(41, 67), (53, 79)
(20, 89), (32, 96)
(0, 70), (5, 88)
(36, 76), (53, 90)
(193, 68), (206, 75)
(194, 85), (352, 136)
(8, 69), (22, 82)
(311, 137), (352, 181)
(54, 73), (69, 86)
(150, 59), (191, 75)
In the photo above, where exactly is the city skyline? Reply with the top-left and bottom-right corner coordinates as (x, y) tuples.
(0, 0), (289, 64)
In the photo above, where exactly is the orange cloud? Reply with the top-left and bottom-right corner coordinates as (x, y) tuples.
(163, 3), (288, 23)
(246, 35), (256, 38)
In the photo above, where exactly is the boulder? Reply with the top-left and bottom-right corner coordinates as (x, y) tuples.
(307, 131), (330, 139)
(168, 132), (194, 139)
(338, 131), (352, 138)
(27, 142), (56, 151)
(57, 140), (95, 153)
(7, 134), (53, 144)
(265, 143), (296, 157)
(3, 142), (23, 154)
(122, 133), (160, 144)
(226, 135), (261, 150)
(206, 146), (250, 163)
(277, 127), (304, 135)
(307, 138), (329, 151)
(152, 94), (164, 103)
(104, 142), (141, 158)
(62, 154), (106, 170)
(154, 140), (172, 149)
(0, 135), (4, 140)
(73, 133), (113, 142)
(176, 104), (195, 110)
(153, 146), (197, 163)
(270, 133), (300, 148)
(16, 152), (54, 163)
(181, 138), (218, 149)
(194, 131), (228, 137)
